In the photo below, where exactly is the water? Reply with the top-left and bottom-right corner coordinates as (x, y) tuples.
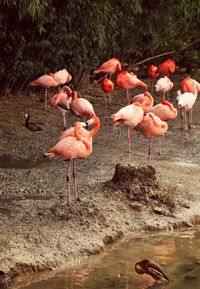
(0, 156), (49, 169)
(11, 229), (200, 289)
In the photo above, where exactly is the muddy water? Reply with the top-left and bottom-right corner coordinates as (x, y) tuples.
(11, 229), (200, 289)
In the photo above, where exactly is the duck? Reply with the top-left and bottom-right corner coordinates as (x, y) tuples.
(135, 259), (169, 282)
(25, 113), (42, 132)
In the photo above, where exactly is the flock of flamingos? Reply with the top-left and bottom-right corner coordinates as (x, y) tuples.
(29, 58), (200, 205)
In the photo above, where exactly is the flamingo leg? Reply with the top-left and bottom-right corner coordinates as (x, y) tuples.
(72, 159), (78, 202)
(179, 108), (184, 129)
(162, 91), (166, 101)
(128, 127), (131, 160)
(44, 87), (48, 112)
(151, 79), (155, 93)
(183, 111), (188, 141)
(63, 112), (67, 130)
(158, 136), (162, 155)
(148, 139), (152, 162)
(67, 159), (72, 205)
(188, 108), (192, 129)
(126, 90), (131, 104)
(104, 93), (108, 117)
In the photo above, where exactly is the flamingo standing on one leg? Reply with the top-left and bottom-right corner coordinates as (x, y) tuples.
(54, 68), (72, 90)
(157, 59), (176, 77)
(148, 64), (159, 92)
(101, 77), (114, 117)
(176, 88), (197, 140)
(155, 76), (173, 100)
(51, 86), (73, 129)
(111, 102), (144, 159)
(116, 71), (148, 104)
(45, 115), (100, 205)
(135, 112), (168, 161)
(30, 72), (60, 111)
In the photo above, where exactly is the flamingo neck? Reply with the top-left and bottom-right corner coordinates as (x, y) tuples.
(74, 122), (91, 153)
(143, 92), (153, 108)
(88, 116), (100, 139)
(72, 91), (78, 101)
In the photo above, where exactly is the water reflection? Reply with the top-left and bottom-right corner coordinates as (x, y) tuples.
(12, 229), (200, 289)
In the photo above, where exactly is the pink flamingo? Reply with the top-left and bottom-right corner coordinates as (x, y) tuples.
(51, 86), (73, 129)
(181, 76), (200, 94)
(70, 91), (96, 121)
(116, 71), (148, 104)
(111, 102), (144, 158)
(136, 112), (168, 160)
(45, 115), (100, 205)
(157, 59), (175, 76)
(149, 100), (177, 121)
(132, 91), (154, 113)
(155, 76), (173, 100)
(54, 68), (72, 89)
(101, 77), (114, 116)
(176, 87), (197, 140)
(30, 72), (59, 111)
(94, 57), (121, 76)
(148, 64), (159, 92)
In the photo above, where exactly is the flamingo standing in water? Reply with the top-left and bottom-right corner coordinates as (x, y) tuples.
(176, 87), (197, 140)
(155, 76), (173, 100)
(101, 77), (114, 116)
(116, 71), (148, 104)
(135, 112), (168, 160)
(30, 72), (60, 111)
(45, 115), (100, 205)
(54, 68), (72, 89)
(51, 86), (73, 129)
(157, 59), (176, 77)
(148, 64), (159, 92)
(111, 102), (144, 159)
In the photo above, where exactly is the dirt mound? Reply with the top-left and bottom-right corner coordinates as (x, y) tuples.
(105, 164), (177, 213)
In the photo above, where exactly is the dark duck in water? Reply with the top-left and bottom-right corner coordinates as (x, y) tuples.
(135, 259), (169, 282)
(25, 113), (42, 132)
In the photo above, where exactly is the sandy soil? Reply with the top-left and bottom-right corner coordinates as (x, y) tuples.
(0, 73), (200, 287)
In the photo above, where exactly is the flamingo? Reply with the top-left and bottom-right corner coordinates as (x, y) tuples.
(148, 64), (159, 92)
(181, 76), (200, 94)
(157, 59), (175, 76)
(101, 77), (114, 116)
(176, 88), (197, 140)
(155, 76), (173, 100)
(93, 57), (121, 76)
(149, 100), (177, 121)
(54, 68), (72, 89)
(135, 112), (168, 160)
(51, 86), (73, 129)
(70, 91), (96, 121)
(45, 115), (100, 205)
(116, 71), (148, 104)
(111, 102), (144, 159)
(132, 91), (154, 113)
(30, 72), (59, 111)
(135, 259), (169, 282)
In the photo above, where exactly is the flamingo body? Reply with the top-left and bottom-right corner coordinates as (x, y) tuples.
(155, 76), (173, 99)
(181, 77), (200, 94)
(132, 92), (154, 113)
(177, 91), (197, 111)
(94, 58), (121, 74)
(157, 59), (175, 76)
(148, 65), (159, 79)
(70, 91), (95, 118)
(149, 100), (177, 121)
(101, 77), (114, 93)
(30, 72), (59, 88)
(54, 69), (72, 85)
(116, 71), (147, 90)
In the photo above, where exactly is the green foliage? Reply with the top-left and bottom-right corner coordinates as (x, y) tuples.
(0, 0), (199, 94)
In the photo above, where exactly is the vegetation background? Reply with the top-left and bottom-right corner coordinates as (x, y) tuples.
(0, 0), (200, 95)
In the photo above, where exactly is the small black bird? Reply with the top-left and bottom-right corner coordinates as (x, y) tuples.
(25, 113), (42, 132)
(135, 259), (169, 282)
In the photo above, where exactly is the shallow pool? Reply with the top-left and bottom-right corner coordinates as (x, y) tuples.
(12, 229), (200, 289)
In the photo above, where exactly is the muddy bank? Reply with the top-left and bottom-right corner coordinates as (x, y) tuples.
(0, 77), (200, 287)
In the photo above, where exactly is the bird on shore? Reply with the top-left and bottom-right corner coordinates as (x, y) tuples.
(148, 64), (159, 92)
(132, 92), (154, 113)
(101, 77), (114, 116)
(135, 259), (169, 282)
(25, 113), (42, 132)
(135, 112), (168, 160)
(176, 88), (197, 140)
(155, 76), (173, 100)
(111, 102), (144, 159)
(51, 86), (73, 129)
(94, 57), (121, 77)
(44, 115), (100, 205)
(116, 71), (148, 104)
(54, 68), (72, 89)
(70, 91), (96, 121)
(30, 72), (60, 111)
(157, 59), (175, 77)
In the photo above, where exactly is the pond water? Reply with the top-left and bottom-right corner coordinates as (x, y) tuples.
(11, 229), (200, 289)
